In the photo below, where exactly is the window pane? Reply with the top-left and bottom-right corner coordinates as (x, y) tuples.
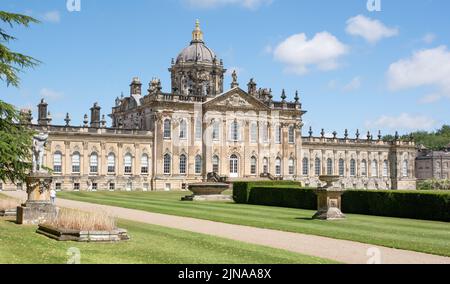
(289, 159), (295, 175)
(303, 158), (309, 175)
(251, 157), (257, 174)
(275, 125), (281, 144)
(180, 155), (187, 174)
(275, 158), (281, 176)
(289, 126), (295, 144)
(339, 159), (345, 176)
(250, 123), (257, 143)
(164, 119), (171, 139)
(164, 154), (171, 174)
(195, 155), (202, 174)
(315, 158), (321, 176)
(212, 156), (219, 173)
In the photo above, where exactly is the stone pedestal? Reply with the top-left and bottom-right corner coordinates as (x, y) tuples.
(17, 174), (57, 225)
(312, 176), (346, 220)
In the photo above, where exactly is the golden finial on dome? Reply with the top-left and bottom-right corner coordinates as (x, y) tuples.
(192, 19), (203, 42)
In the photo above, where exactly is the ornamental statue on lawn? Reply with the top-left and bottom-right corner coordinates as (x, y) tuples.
(17, 132), (58, 225)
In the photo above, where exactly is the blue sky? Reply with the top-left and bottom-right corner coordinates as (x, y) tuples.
(1, 0), (449, 137)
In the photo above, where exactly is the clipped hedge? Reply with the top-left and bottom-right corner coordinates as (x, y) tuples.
(233, 181), (303, 204)
(232, 182), (450, 222)
(342, 190), (450, 222)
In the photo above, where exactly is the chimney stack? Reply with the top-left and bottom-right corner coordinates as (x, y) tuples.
(38, 99), (51, 126)
(90, 102), (101, 128)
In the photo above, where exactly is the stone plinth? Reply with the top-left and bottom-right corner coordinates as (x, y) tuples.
(37, 225), (130, 242)
(0, 209), (17, 217)
(312, 176), (346, 220)
(17, 174), (57, 225)
(181, 182), (232, 202)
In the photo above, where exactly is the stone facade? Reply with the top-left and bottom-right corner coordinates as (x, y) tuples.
(416, 146), (450, 180)
(0, 21), (417, 192)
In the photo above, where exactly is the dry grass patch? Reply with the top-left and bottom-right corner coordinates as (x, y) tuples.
(45, 208), (116, 231)
(0, 198), (22, 211)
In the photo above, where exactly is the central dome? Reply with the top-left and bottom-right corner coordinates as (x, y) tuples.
(176, 42), (216, 64)
(176, 20), (217, 64)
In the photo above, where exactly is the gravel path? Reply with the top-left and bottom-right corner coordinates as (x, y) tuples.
(4, 191), (450, 264)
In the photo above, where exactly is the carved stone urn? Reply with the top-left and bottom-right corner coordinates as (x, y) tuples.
(312, 175), (346, 220)
(17, 173), (57, 225)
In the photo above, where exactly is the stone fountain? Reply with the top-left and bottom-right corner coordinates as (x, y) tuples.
(181, 173), (232, 202)
(312, 175), (346, 220)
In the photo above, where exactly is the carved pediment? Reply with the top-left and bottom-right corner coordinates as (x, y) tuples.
(216, 93), (252, 108)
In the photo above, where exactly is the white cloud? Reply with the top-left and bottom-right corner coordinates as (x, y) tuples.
(43, 11), (61, 23)
(40, 88), (64, 100)
(387, 45), (450, 102)
(343, 76), (362, 92)
(422, 33), (436, 44)
(273, 32), (348, 75)
(365, 113), (437, 131)
(183, 0), (272, 9)
(346, 15), (398, 44)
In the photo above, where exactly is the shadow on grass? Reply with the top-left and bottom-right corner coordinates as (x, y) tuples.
(295, 217), (315, 221)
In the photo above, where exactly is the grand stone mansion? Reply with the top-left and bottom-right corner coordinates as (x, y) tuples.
(1, 21), (417, 192)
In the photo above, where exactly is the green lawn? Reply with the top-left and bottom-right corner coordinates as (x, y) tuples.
(0, 217), (334, 264)
(59, 191), (450, 257)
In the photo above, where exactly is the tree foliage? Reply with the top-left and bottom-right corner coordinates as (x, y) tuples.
(0, 101), (34, 183)
(0, 11), (39, 183)
(0, 11), (40, 87)
(406, 125), (450, 150)
(383, 125), (450, 150)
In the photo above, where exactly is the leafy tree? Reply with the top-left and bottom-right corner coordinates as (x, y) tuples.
(382, 125), (450, 150)
(0, 11), (39, 183)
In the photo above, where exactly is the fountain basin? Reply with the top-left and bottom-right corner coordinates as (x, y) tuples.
(181, 183), (232, 202)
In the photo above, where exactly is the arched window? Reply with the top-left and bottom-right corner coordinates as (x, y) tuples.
(53, 152), (62, 173)
(250, 122), (258, 143)
(163, 154), (171, 175)
(195, 155), (202, 175)
(350, 159), (356, 177)
(107, 153), (115, 173)
(230, 120), (240, 141)
(212, 155), (219, 173)
(230, 154), (239, 176)
(72, 152), (80, 173)
(263, 158), (269, 174)
(180, 119), (187, 139)
(275, 157), (282, 176)
(288, 126), (295, 144)
(141, 154), (149, 174)
(212, 120), (220, 141)
(179, 154), (187, 175)
(275, 125), (281, 144)
(195, 117), (202, 140)
(163, 119), (171, 139)
(315, 158), (321, 176)
(371, 160), (378, 177)
(90, 153), (98, 174)
(383, 160), (389, 177)
(289, 158), (295, 175)
(402, 160), (409, 177)
(327, 158), (333, 175)
(302, 158), (309, 176)
(339, 159), (345, 177)
(250, 156), (257, 175)
(124, 153), (132, 174)
(361, 160), (367, 177)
